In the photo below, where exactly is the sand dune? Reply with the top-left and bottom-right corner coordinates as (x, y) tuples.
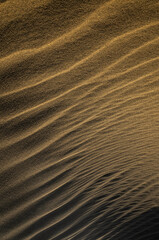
(0, 0), (159, 239)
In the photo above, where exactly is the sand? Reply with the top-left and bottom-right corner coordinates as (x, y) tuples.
(0, 0), (159, 239)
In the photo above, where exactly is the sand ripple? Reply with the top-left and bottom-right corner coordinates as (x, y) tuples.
(0, 0), (159, 239)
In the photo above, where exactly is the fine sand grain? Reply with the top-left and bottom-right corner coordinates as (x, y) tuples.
(0, 0), (159, 239)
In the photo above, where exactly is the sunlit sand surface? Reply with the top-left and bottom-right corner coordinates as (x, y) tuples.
(0, 0), (159, 239)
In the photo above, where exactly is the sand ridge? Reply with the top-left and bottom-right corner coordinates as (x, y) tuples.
(0, 0), (159, 239)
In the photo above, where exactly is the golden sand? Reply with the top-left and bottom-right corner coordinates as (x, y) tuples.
(0, 0), (159, 239)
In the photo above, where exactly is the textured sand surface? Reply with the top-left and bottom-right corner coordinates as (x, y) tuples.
(0, 0), (159, 239)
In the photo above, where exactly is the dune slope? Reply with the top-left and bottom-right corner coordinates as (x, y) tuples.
(0, 0), (159, 239)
